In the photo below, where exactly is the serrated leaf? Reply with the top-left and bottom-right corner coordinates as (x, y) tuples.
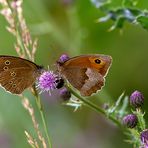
(107, 92), (125, 113)
(97, 13), (112, 22)
(98, 7), (143, 30)
(63, 97), (82, 112)
(109, 17), (125, 31)
(137, 16), (148, 30)
(118, 96), (129, 118)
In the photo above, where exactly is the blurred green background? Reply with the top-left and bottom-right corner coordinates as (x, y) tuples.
(0, 0), (148, 147)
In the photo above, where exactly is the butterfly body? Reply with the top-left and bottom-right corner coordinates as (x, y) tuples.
(0, 55), (43, 94)
(58, 54), (112, 96)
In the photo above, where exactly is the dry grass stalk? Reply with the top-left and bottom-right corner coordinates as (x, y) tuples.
(0, 1), (48, 147)
(25, 131), (39, 148)
(0, 0), (37, 61)
(22, 95), (47, 148)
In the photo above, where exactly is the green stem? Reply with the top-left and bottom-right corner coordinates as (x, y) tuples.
(39, 102), (52, 148)
(68, 86), (121, 127)
(33, 87), (52, 148)
(136, 108), (145, 131)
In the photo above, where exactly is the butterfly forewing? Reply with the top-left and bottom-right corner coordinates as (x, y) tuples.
(59, 54), (112, 96)
(61, 67), (88, 90)
(0, 56), (43, 94)
(0, 56), (39, 71)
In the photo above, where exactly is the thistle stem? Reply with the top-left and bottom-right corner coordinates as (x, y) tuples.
(136, 108), (146, 131)
(68, 86), (121, 127)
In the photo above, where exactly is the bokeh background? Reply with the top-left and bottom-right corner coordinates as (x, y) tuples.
(0, 0), (148, 148)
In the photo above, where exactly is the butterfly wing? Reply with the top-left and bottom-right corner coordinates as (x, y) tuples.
(59, 54), (112, 96)
(80, 68), (104, 96)
(0, 56), (42, 94)
(60, 67), (88, 90)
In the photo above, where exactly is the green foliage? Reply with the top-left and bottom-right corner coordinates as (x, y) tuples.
(107, 92), (124, 114)
(122, 0), (140, 7)
(94, 0), (148, 31)
(137, 15), (148, 30)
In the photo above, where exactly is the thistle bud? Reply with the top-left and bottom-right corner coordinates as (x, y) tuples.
(130, 90), (144, 108)
(58, 54), (70, 64)
(140, 129), (148, 147)
(59, 87), (71, 101)
(122, 114), (138, 128)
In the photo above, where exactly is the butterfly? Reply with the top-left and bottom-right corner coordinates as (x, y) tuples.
(0, 55), (43, 94)
(57, 54), (112, 96)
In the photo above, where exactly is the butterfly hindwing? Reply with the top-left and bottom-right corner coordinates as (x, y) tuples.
(80, 68), (104, 96)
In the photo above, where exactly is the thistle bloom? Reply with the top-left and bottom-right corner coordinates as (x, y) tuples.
(122, 114), (138, 128)
(59, 87), (71, 101)
(140, 129), (148, 147)
(37, 71), (59, 94)
(130, 90), (144, 108)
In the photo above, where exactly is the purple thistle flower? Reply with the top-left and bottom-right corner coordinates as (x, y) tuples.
(59, 87), (71, 101)
(141, 129), (148, 147)
(58, 54), (70, 64)
(122, 114), (138, 128)
(130, 90), (144, 108)
(37, 71), (58, 94)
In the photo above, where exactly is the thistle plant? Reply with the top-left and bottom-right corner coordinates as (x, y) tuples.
(37, 54), (148, 147)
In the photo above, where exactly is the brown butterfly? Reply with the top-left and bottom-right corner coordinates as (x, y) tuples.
(0, 55), (43, 94)
(58, 54), (112, 96)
